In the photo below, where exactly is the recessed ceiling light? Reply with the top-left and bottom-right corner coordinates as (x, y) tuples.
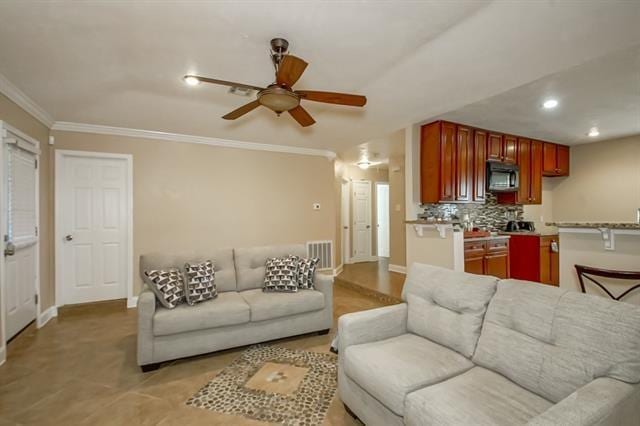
(183, 75), (200, 86)
(357, 160), (371, 170)
(588, 127), (600, 137)
(542, 99), (558, 109)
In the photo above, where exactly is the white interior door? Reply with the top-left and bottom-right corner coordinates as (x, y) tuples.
(376, 183), (390, 258)
(351, 180), (372, 262)
(341, 181), (350, 265)
(59, 154), (128, 305)
(4, 135), (38, 340)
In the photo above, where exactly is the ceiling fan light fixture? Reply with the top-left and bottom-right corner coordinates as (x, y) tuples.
(258, 86), (300, 113)
(183, 75), (200, 86)
(357, 160), (372, 170)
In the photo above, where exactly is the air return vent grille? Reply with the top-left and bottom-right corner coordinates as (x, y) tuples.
(306, 240), (333, 271)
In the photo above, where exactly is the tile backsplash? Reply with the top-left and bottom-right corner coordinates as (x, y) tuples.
(419, 193), (523, 231)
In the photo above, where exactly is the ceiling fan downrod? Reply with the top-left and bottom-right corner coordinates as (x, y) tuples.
(270, 38), (289, 75)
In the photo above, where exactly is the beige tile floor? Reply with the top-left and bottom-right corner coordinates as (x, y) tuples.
(0, 283), (392, 425)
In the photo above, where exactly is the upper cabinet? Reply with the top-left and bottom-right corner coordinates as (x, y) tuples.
(420, 121), (484, 204)
(543, 142), (570, 176)
(487, 133), (517, 164)
(421, 120), (570, 206)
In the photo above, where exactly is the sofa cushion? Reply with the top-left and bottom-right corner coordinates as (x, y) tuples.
(234, 244), (307, 291)
(140, 249), (236, 292)
(405, 366), (552, 426)
(240, 288), (325, 322)
(343, 333), (473, 416)
(403, 263), (498, 357)
(153, 291), (250, 336)
(473, 279), (640, 403)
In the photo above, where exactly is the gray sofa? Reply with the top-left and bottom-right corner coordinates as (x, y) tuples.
(137, 244), (333, 371)
(338, 263), (640, 426)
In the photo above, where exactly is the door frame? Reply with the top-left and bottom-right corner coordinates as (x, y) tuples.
(340, 179), (351, 266)
(0, 121), (41, 365)
(54, 150), (134, 308)
(375, 181), (390, 258)
(350, 179), (375, 262)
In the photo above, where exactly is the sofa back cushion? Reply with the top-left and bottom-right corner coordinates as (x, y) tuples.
(234, 244), (307, 291)
(139, 249), (236, 293)
(402, 263), (498, 358)
(473, 279), (640, 403)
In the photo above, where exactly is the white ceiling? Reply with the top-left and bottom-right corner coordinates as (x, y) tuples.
(1, 1), (639, 153)
(438, 45), (640, 145)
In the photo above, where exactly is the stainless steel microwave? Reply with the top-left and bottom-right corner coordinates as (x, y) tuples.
(487, 161), (519, 192)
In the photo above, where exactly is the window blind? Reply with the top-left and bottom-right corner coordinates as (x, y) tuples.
(5, 139), (37, 243)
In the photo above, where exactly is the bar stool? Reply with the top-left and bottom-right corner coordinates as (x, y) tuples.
(575, 264), (640, 301)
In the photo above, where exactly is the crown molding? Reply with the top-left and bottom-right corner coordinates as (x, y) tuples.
(0, 72), (54, 128)
(51, 121), (337, 159)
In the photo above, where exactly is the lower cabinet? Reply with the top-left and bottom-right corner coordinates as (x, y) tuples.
(509, 234), (560, 286)
(464, 239), (510, 279)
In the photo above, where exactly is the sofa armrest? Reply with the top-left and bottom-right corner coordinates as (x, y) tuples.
(137, 285), (156, 366)
(527, 378), (640, 426)
(338, 303), (407, 351)
(315, 272), (333, 327)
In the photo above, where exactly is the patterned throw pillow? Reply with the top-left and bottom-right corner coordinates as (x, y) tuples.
(143, 269), (185, 309)
(183, 260), (217, 305)
(263, 256), (299, 292)
(290, 256), (320, 289)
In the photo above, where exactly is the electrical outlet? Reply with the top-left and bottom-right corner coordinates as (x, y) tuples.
(313, 203), (321, 210)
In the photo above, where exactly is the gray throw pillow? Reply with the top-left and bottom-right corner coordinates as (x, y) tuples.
(183, 260), (217, 305)
(263, 256), (299, 292)
(143, 268), (185, 309)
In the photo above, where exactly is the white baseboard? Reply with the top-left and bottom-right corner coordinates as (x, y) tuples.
(0, 345), (6, 367)
(37, 305), (58, 328)
(333, 264), (344, 277)
(127, 296), (138, 308)
(388, 264), (407, 274)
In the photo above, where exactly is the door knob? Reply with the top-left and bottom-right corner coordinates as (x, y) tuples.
(343, 226), (349, 230)
(366, 225), (371, 229)
(4, 241), (15, 257)
(65, 234), (73, 241)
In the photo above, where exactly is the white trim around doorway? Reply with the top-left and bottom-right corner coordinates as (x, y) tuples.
(54, 150), (134, 308)
(0, 121), (42, 364)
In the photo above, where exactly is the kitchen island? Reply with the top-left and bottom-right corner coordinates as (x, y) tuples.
(546, 222), (640, 305)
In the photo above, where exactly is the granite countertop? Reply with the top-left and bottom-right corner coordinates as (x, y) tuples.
(464, 235), (510, 242)
(405, 219), (460, 225)
(499, 230), (559, 237)
(546, 222), (640, 230)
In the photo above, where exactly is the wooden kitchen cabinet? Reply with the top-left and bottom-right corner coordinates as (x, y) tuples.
(487, 132), (516, 164)
(455, 125), (473, 202)
(420, 121), (477, 203)
(539, 235), (560, 286)
(543, 142), (570, 176)
(473, 130), (487, 202)
(464, 239), (510, 279)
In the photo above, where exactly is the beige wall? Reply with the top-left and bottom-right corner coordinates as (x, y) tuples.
(522, 178), (558, 234)
(559, 232), (640, 306)
(51, 130), (336, 295)
(552, 135), (640, 222)
(0, 93), (53, 342)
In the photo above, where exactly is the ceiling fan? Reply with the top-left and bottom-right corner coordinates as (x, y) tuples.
(183, 38), (367, 127)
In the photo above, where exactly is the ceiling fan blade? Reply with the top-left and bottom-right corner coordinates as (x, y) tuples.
(276, 55), (308, 87)
(222, 100), (261, 120)
(288, 105), (315, 127)
(186, 75), (265, 92)
(296, 90), (367, 107)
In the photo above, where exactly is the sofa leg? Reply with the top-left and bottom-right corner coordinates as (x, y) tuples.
(140, 362), (160, 373)
(317, 328), (330, 335)
(344, 404), (359, 420)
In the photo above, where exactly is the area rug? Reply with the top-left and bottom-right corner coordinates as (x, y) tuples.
(186, 345), (338, 425)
